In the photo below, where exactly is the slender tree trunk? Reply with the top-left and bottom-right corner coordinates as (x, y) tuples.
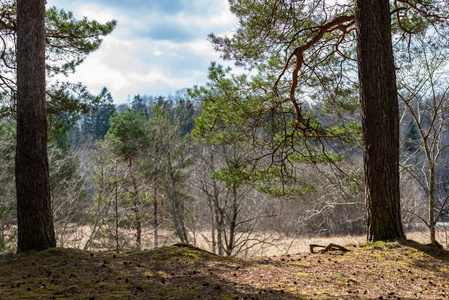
(177, 199), (189, 242)
(355, 0), (405, 242)
(429, 164), (436, 244)
(1, 217), (5, 253)
(208, 197), (216, 254)
(153, 181), (159, 248)
(166, 189), (189, 243)
(212, 196), (225, 255)
(16, 0), (56, 252)
(128, 160), (141, 249)
(207, 152), (219, 254)
(216, 212), (224, 256)
(115, 162), (120, 252)
(153, 148), (159, 249)
(165, 158), (189, 243)
(134, 207), (142, 249)
(84, 167), (107, 251)
(226, 184), (238, 256)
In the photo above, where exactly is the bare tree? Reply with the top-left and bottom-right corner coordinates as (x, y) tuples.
(191, 144), (282, 257)
(144, 104), (195, 244)
(398, 32), (449, 245)
(190, 145), (226, 254)
(106, 108), (147, 249)
(49, 145), (87, 248)
(0, 121), (16, 252)
(84, 141), (130, 251)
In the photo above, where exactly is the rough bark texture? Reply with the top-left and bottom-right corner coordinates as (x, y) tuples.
(355, 0), (405, 242)
(16, 0), (56, 252)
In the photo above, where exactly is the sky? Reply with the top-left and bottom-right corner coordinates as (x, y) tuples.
(46, 0), (237, 104)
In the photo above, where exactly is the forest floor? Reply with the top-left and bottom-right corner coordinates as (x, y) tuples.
(0, 240), (448, 299)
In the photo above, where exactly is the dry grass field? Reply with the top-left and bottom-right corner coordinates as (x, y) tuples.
(60, 225), (448, 257)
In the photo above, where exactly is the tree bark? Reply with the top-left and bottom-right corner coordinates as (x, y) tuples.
(355, 0), (405, 242)
(16, 0), (56, 252)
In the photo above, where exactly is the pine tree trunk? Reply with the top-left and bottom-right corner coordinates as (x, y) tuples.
(16, 0), (56, 252)
(355, 0), (405, 242)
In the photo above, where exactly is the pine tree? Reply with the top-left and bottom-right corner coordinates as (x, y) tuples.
(16, 0), (56, 252)
(0, 0), (116, 131)
(203, 0), (447, 240)
(83, 87), (116, 141)
(105, 109), (146, 249)
(403, 120), (420, 154)
(355, 0), (405, 241)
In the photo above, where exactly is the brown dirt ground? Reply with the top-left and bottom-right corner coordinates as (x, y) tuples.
(0, 240), (448, 299)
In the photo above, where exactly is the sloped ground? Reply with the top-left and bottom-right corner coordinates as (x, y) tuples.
(0, 241), (448, 299)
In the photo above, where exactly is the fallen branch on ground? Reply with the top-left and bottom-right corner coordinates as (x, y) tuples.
(309, 243), (350, 253)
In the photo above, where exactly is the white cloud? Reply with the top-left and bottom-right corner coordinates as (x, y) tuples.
(76, 4), (120, 24)
(47, 0), (237, 104)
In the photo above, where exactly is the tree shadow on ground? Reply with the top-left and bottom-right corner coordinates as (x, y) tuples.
(400, 239), (449, 261)
(0, 244), (306, 299)
(399, 239), (449, 282)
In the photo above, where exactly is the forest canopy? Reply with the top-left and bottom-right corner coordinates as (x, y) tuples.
(0, 0), (116, 133)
